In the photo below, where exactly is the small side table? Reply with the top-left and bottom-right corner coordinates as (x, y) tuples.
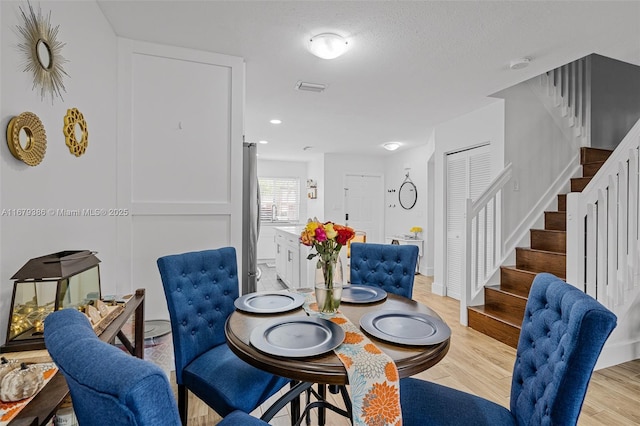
(9, 289), (146, 426)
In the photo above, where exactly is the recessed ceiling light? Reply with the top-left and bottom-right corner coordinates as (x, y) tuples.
(383, 142), (401, 151)
(270, 119), (282, 124)
(308, 33), (349, 60)
(259, 140), (269, 144)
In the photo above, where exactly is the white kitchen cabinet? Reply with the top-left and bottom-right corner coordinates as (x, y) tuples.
(274, 226), (315, 289)
(275, 232), (286, 281)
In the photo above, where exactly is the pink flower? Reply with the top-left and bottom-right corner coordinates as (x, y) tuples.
(315, 227), (327, 242)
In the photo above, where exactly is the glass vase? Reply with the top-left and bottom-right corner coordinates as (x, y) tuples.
(314, 256), (343, 316)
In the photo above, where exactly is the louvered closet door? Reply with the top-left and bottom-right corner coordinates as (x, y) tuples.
(446, 144), (491, 299)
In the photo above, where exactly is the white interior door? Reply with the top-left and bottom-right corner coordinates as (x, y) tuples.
(446, 144), (491, 299)
(344, 174), (384, 243)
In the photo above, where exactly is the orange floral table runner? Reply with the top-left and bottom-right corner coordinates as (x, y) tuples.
(301, 292), (402, 426)
(0, 363), (58, 426)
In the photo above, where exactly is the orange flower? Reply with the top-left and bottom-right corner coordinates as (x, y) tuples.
(384, 362), (399, 382)
(43, 368), (56, 380)
(337, 353), (353, 369)
(361, 382), (401, 425)
(330, 317), (347, 325)
(344, 331), (364, 345)
(364, 343), (382, 354)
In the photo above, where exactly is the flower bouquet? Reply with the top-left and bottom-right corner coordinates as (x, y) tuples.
(300, 218), (355, 315)
(410, 226), (422, 239)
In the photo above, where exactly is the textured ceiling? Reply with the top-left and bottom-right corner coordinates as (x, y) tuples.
(97, 1), (640, 161)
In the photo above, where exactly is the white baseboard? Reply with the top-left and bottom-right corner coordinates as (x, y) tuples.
(431, 280), (446, 296)
(595, 339), (640, 370)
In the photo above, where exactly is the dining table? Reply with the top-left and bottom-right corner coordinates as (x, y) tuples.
(225, 287), (451, 425)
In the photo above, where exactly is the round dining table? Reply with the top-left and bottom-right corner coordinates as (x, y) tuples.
(225, 290), (451, 386)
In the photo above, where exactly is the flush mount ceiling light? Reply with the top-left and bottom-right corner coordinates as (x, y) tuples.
(270, 119), (282, 124)
(259, 140), (269, 144)
(308, 33), (348, 60)
(510, 57), (531, 70)
(383, 142), (400, 151)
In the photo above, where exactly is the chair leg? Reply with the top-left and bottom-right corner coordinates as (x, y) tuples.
(178, 384), (188, 426)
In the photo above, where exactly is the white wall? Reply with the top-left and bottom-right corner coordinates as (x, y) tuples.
(493, 81), (578, 243)
(384, 143), (434, 275)
(257, 159), (308, 262)
(1, 1), (118, 343)
(432, 101), (505, 296)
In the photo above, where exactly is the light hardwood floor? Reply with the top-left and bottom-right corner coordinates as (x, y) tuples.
(178, 273), (640, 425)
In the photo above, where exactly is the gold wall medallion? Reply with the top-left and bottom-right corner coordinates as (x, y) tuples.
(63, 108), (88, 156)
(6, 111), (47, 166)
(16, 1), (68, 103)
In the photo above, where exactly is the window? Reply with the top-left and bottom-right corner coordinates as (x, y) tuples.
(259, 177), (300, 223)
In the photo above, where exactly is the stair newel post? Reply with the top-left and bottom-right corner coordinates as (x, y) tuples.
(461, 197), (473, 326)
(565, 192), (583, 289)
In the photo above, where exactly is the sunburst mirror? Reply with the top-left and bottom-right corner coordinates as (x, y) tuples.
(63, 108), (88, 157)
(16, 1), (68, 103)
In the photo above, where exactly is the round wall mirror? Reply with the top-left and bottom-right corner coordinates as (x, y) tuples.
(17, 2), (68, 102)
(18, 127), (33, 150)
(36, 39), (52, 69)
(63, 108), (89, 157)
(399, 180), (417, 210)
(6, 112), (47, 166)
(74, 123), (84, 143)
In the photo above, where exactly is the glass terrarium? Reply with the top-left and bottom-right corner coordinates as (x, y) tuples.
(1, 250), (101, 352)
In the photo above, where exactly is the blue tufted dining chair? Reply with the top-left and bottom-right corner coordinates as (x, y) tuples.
(157, 247), (289, 425)
(399, 272), (617, 426)
(44, 308), (182, 426)
(349, 242), (419, 298)
(45, 308), (273, 426)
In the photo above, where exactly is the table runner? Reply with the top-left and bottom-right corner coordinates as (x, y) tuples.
(300, 291), (402, 426)
(0, 363), (58, 426)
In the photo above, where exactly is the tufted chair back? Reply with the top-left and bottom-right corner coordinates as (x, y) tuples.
(399, 273), (616, 425)
(349, 242), (419, 298)
(45, 309), (181, 426)
(157, 247), (239, 385)
(510, 272), (617, 425)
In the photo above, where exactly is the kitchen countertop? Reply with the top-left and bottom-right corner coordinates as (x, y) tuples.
(274, 225), (305, 236)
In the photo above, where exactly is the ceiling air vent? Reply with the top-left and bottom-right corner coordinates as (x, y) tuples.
(295, 81), (327, 93)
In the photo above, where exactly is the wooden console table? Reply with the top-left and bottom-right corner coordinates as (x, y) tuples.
(8, 289), (146, 426)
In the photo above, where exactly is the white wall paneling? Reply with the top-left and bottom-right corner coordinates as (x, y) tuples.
(118, 39), (244, 321)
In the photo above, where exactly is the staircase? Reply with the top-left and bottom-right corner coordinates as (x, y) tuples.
(467, 147), (612, 348)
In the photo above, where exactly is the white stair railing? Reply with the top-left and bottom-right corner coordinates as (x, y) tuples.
(460, 163), (512, 325)
(566, 119), (640, 315)
(538, 57), (591, 146)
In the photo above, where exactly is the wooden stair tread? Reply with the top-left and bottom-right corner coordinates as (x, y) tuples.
(468, 304), (523, 328)
(486, 284), (529, 299)
(580, 147), (613, 164)
(530, 228), (564, 233)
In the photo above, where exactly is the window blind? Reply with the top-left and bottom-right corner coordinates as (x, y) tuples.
(258, 177), (300, 223)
